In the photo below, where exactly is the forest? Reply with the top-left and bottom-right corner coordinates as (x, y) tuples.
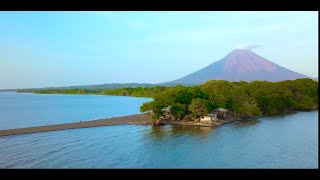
(140, 78), (318, 120)
(17, 86), (168, 98)
(18, 78), (318, 121)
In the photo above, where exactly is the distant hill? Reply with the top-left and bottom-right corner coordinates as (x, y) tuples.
(51, 83), (158, 90)
(163, 49), (312, 85)
(0, 89), (17, 92)
(1, 49), (316, 92)
(14, 83), (159, 91)
(0, 82), (187, 92)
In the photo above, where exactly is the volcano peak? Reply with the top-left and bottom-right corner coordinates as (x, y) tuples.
(164, 49), (310, 85)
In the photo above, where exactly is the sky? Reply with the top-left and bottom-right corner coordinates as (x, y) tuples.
(0, 11), (318, 89)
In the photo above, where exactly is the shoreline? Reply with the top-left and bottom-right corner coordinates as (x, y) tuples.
(0, 110), (317, 137)
(6, 91), (153, 99)
(0, 114), (152, 137)
(10, 90), (155, 99)
(164, 115), (258, 127)
(0, 113), (250, 137)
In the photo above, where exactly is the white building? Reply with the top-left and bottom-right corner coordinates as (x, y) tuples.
(199, 114), (218, 122)
(212, 108), (229, 119)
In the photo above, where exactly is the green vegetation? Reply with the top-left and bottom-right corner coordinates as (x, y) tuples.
(140, 78), (318, 120)
(17, 86), (168, 98)
(188, 98), (210, 119)
(18, 78), (318, 122)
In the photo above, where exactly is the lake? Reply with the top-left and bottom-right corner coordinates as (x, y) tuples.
(0, 92), (318, 168)
(0, 92), (152, 130)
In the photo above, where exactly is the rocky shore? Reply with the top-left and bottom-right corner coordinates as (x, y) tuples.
(0, 113), (256, 137)
(162, 114), (254, 127)
(166, 119), (237, 127)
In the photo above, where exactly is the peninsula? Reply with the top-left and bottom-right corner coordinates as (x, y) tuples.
(0, 114), (151, 137)
(4, 78), (316, 136)
(0, 111), (248, 137)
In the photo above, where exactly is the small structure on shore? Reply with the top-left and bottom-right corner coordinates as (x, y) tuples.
(211, 108), (229, 119)
(159, 106), (173, 120)
(199, 113), (218, 123)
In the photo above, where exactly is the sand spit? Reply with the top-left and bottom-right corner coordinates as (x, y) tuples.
(0, 114), (152, 137)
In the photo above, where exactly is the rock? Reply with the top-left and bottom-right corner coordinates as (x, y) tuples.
(153, 119), (165, 126)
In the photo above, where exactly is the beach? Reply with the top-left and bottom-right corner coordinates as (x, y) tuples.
(0, 113), (152, 137)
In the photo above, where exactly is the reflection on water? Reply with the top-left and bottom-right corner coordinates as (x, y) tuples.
(266, 111), (298, 119)
(0, 111), (317, 168)
(147, 126), (168, 140)
(170, 125), (214, 138)
(234, 119), (260, 128)
(145, 125), (215, 140)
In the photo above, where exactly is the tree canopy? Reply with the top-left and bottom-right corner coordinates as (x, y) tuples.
(18, 78), (318, 121)
(140, 78), (318, 120)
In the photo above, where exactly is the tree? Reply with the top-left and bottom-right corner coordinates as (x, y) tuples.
(170, 103), (187, 120)
(188, 98), (210, 120)
(140, 101), (153, 114)
(24, 78), (318, 118)
(140, 101), (166, 122)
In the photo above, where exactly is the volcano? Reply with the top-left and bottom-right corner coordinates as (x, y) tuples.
(164, 49), (311, 85)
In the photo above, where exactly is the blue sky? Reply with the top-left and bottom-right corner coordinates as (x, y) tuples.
(0, 11), (318, 89)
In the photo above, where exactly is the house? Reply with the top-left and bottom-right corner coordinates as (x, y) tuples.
(211, 108), (229, 119)
(161, 106), (172, 119)
(199, 113), (218, 123)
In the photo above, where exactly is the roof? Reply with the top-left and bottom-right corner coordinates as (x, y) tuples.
(213, 108), (229, 112)
(201, 114), (217, 117)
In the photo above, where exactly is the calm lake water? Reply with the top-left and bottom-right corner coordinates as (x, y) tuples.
(0, 92), (152, 130)
(0, 92), (318, 168)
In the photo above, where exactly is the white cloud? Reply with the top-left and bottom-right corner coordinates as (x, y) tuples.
(236, 44), (262, 50)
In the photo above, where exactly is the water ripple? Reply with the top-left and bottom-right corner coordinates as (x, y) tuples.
(0, 111), (318, 168)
